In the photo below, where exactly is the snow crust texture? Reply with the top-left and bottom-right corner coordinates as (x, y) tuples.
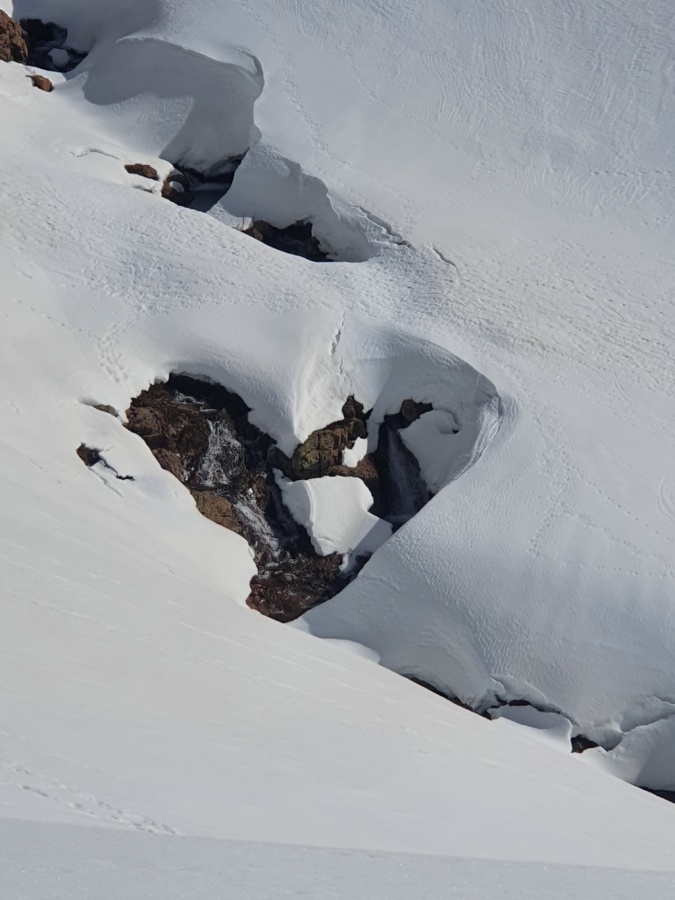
(3, 0), (675, 890)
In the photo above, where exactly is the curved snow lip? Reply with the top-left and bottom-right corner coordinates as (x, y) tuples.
(59, 27), (388, 260)
(62, 36), (263, 172)
(221, 144), (400, 262)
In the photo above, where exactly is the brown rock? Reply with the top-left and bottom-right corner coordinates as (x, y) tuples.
(271, 396), (369, 480)
(29, 74), (52, 92)
(247, 554), (343, 621)
(400, 398), (433, 428)
(190, 490), (240, 532)
(243, 219), (328, 262)
(0, 11), (28, 64)
(125, 383), (209, 479)
(161, 171), (192, 206)
(76, 444), (101, 467)
(94, 404), (118, 417)
(330, 453), (379, 498)
(125, 163), (159, 181)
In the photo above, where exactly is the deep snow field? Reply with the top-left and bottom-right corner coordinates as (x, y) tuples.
(2, 0), (675, 896)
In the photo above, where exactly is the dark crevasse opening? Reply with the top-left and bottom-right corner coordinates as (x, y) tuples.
(160, 158), (246, 209)
(156, 163), (337, 261)
(20, 18), (87, 71)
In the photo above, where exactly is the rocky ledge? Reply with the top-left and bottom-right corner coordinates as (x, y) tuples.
(122, 375), (434, 620)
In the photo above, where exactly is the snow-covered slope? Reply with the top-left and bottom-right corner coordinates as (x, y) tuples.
(2, 0), (675, 894)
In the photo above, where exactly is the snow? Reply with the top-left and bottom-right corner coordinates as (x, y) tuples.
(2, 0), (675, 894)
(278, 473), (392, 557)
(5, 821), (675, 900)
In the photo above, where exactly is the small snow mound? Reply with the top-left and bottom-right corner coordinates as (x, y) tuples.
(64, 36), (263, 173)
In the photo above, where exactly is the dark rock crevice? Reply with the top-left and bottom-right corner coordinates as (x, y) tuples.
(243, 219), (330, 262)
(121, 374), (435, 620)
(145, 159), (339, 262)
(76, 443), (134, 481)
(160, 158), (245, 209)
(125, 376), (345, 620)
(0, 13), (87, 71)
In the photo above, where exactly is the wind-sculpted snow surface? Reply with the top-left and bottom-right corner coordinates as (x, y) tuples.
(3, 0), (675, 889)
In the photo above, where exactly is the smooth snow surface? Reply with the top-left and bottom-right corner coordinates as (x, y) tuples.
(5, 821), (675, 900)
(278, 473), (392, 557)
(2, 0), (675, 893)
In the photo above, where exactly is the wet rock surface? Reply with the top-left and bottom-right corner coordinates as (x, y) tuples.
(244, 219), (329, 262)
(125, 376), (345, 620)
(370, 412), (431, 524)
(125, 375), (435, 620)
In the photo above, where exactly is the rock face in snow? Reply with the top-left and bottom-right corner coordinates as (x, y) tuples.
(244, 219), (329, 262)
(124, 375), (440, 619)
(125, 376), (350, 620)
(271, 396), (368, 480)
(29, 74), (52, 92)
(161, 170), (192, 206)
(124, 162), (159, 180)
(0, 11), (28, 63)
(0, 12), (25, 63)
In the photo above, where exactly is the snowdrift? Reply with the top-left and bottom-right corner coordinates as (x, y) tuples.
(2, 1), (675, 891)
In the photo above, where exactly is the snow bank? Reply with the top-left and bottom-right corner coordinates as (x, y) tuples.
(221, 144), (381, 261)
(3, 3), (675, 887)
(5, 820), (675, 900)
(278, 473), (391, 557)
(61, 37), (262, 172)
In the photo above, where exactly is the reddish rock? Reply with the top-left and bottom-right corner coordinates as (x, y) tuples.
(0, 11), (28, 64)
(125, 163), (159, 181)
(125, 383), (209, 479)
(161, 171), (192, 206)
(190, 490), (240, 533)
(29, 74), (52, 92)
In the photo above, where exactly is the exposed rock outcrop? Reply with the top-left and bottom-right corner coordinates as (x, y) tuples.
(125, 376), (345, 620)
(125, 163), (159, 181)
(0, 11), (28, 63)
(161, 171), (192, 206)
(244, 219), (329, 262)
(123, 376), (435, 619)
(270, 397), (368, 480)
(29, 74), (52, 92)
(400, 398), (433, 428)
